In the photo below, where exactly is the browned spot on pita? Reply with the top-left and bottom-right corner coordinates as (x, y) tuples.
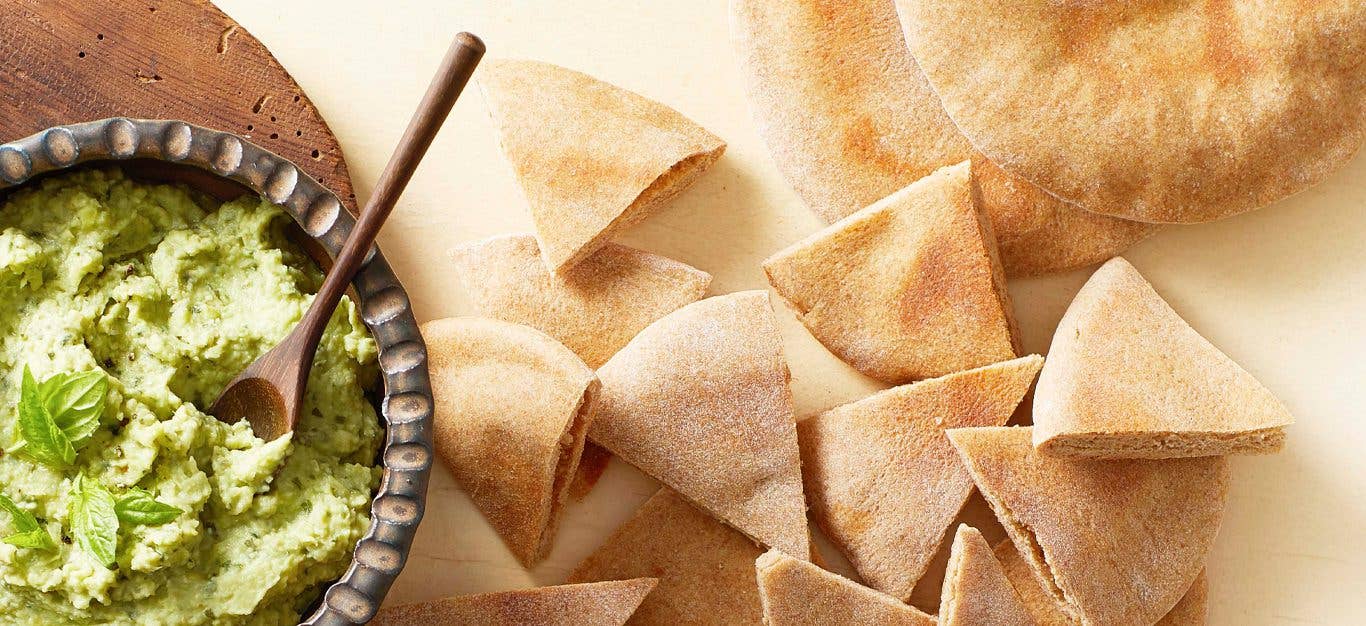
(1055, 4), (1110, 63)
(1202, 0), (1255, 83)
(899, 231), (970, 329)
(841, 115), (914, 179)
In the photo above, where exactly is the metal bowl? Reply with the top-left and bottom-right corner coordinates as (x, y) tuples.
(0, 118), (433, 625)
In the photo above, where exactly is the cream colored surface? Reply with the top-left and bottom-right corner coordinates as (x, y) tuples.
(215, 2), (1366, 623)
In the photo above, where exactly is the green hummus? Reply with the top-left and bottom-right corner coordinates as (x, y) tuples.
(0, 169), (382, 624)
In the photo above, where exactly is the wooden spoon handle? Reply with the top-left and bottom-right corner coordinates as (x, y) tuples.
(300, 33), (484, 344)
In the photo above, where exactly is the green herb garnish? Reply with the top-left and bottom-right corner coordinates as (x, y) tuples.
(8, 366), (107, 467)
(68, 475), (118, 567)
(114, 488), (183, 526)
(66, 478), (183, 567)
(0, 492), (56, 551)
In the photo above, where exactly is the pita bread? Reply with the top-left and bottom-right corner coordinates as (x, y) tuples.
(755, 550), (935, 626)
(799, 355), (1043, 600)
(994, 540), (1209, 626)
(895, 0), (1366, 223)
(948, 427), (1227, 626)
(369, 578), (657, 626)
(449, 233), (712, 368)
(479, 59), (726, 273)
(939, 526), (1032, 626)
(590, 291), (809, 557)
(730, 0), (1158, 276)
(421, 317), (599, 566)
(568, 489), (765, 625)
(1034, 257), (1293, 459)
(764, 162), (1020, 384)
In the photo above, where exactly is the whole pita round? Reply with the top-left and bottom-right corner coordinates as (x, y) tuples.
(730, 0), (1158, 275)
(421, 317), (599, 566)
(370, 578), (657, 626)
(949, 426), (1226, 626)
(895, 0), (1366, 223)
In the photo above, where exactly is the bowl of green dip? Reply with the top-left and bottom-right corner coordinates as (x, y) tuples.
(0, 119), (433, 625)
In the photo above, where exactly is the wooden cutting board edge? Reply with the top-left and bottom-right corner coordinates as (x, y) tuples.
(0, 0), (357, 209)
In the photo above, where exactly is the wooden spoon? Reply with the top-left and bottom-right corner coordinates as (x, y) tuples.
(210, 32), (485, 440)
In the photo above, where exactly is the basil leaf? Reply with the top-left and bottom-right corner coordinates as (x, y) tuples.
(40, 370), (106, 447)
(114, 488), (182, 526)
(0, 492), (55, 551)
(3, 529), (56, 550)
(68, 476), (117, 567)
(15, 366), (76, 467)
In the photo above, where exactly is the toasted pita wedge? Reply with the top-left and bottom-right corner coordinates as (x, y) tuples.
(370, 578), (657, 626)
(421, 317), (599, 566)
(764, 162), (1020, 383)
(591, 291), (808, 557)
(939, 526), (1032, 626)
(799, 355), (1042, 600)
(479, 59), (726, 274)
(949, 427), (1227, 626)
(1034, 257), (1293, 458)
(730, 0), (1157, 276)
(895, 0), (1366, 223)
(755, 550), (935, 626)
(994, 540), (1209, 626)
(568, 489), (765, 625)
(449, 233), (712, 368)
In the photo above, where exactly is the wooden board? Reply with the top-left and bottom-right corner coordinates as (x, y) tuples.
(0, 0), (354, 206)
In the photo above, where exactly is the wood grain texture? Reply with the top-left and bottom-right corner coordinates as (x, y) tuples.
(0, 0), (355, 206)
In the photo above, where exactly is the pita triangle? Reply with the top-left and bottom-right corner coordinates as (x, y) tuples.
(568, 488), (765, 625)
(591, 290), (809, 557)
(755, 550), (935, 626)
(479, 59), (726, 274)
(764, 161), (1020, 384)
(369, 578), (657, 626)
(449, 233), (711, 368)
(421, 317), (598, 566)
(938, 525), (1032, 626)
(948, 426), (1226, 626)
(1033, 257), (1293, 458)
(799, 355), (1043, 600)
(993, 540), (1209, 626)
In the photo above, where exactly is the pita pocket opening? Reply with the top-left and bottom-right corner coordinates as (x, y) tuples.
(421, 317), (598, 566)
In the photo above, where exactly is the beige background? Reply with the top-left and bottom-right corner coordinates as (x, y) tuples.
(215, 1), (1366, 623)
